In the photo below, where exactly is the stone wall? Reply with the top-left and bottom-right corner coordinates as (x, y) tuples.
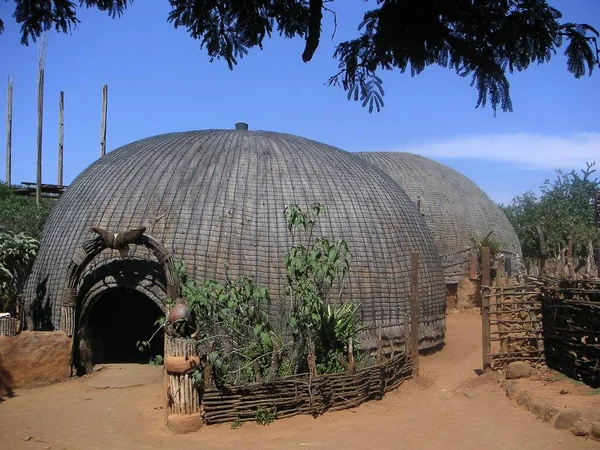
(0, 331), (71, 396)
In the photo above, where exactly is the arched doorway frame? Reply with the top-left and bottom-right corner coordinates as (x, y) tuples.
(60, 232), (180, 370)
(76, 258), (170, 328)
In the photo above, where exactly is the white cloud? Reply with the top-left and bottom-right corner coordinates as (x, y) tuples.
(386, 132), (600, 170)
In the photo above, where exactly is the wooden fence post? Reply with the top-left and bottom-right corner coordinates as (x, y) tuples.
(481, 287), (492, 371)
(481, 246), (492, 371)
(410, 252), (420, 380)
(164, 336), (202, 434)
(481, 247), (491, 287)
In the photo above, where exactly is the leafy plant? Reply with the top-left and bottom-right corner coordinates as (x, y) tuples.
(283, 203), (361, 376)
(175, 260), (278, 386)
(166, 202), (362, 388)
(230, 418), (243, 429)
(470, 232), (505, 261)
(137, 318), (167, 356)
(255, 405), (277, 426)
(149, 355), (164, 366)
(0, 230), (40, 315)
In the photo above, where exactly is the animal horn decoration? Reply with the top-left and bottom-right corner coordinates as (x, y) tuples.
(165, 298), (200, 339)
(90, 226), (146, 259)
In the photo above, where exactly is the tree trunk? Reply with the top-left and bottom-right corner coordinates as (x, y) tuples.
(586, 239), (594, 276)
(536, 225), (547, 276)
(566, 237), (574, 278)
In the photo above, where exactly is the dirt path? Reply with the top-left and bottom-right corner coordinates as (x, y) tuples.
(1, 313), (597, 450)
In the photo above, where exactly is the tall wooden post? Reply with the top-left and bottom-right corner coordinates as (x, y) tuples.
(58, 91), (64, 186)
(595, 191), (599, 277)
(5, 74), (13, 186)
(481, 247), (491, 287)
(100, 84), (108, 156)
(481, 287), (491, 370)
(481, 246), (491, 370)
(410, 252), (420, 380)
(36, 38), (48, 205)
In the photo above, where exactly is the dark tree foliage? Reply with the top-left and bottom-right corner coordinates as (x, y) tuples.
(3, 1), (599, 113)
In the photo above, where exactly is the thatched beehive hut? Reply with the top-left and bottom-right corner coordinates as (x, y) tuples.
(24, 127), (447, 364)
(355, 152), (522, 303)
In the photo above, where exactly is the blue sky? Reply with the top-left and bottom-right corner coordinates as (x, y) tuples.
(0, 0), (598, 205)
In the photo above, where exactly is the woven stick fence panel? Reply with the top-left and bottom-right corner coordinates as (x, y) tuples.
(482, 283), (545, 369)
(541, 280), (600, 388)
(0, 317), (18, 336)
(202, 352), (411, 425)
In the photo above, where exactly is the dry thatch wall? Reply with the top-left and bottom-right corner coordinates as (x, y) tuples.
(354, 152), (522, 284)
(541, 280), (600, 388)
(202, 352), (412, 425)
(24, 130), (446, 352)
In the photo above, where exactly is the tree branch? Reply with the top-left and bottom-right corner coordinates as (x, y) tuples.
(302, 0), (323, 62)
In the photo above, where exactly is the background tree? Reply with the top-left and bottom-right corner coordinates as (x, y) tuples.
(3, 1), (599, 113)
(0, 183), (54, 239)
(501, 163), (600, 276)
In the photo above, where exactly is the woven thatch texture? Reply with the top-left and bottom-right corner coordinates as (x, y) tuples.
(355, 152), (522, 284)
(24, 130), (446, 350)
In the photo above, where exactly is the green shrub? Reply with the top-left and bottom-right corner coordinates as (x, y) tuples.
(0, 230), (39, 314)
(0, 183), (55, 239)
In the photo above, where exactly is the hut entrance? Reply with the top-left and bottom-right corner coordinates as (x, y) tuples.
(87, 287), (164, 364)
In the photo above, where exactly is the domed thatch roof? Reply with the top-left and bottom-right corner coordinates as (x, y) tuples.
(355, 152), (522, 284)
(25, 130), (447, 350)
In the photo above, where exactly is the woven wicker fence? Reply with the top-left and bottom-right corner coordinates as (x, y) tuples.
(481, 283), (544, 369)
(0, 316), (18, 336)
(202, 351), (412, 425)
(541, 280), (600, 388)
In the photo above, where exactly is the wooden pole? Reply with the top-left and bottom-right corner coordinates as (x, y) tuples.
(481, 247), (491, 287)
(410, 252), (420, 380)
(481, 287), (492, 370)
(100, 84), (108, 157)
(5, 74), (13, 186)
(36, 39), (47, 205)
(481, 246), (491, 371)
(57, 91), (64, 186)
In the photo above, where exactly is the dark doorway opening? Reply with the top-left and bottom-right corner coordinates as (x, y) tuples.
(87, 287), (164, 364)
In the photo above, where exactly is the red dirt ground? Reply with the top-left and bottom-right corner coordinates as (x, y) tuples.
(1, 313), (598, 450)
